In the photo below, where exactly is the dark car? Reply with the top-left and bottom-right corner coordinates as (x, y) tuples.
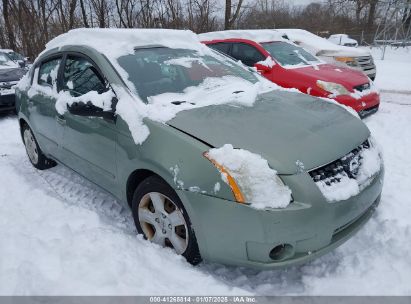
(0, 52), (27, 113)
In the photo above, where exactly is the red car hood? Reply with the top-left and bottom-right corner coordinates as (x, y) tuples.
(286, 63), (369, 90)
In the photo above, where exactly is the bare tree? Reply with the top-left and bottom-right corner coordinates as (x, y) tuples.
(225, 0), (243, 29)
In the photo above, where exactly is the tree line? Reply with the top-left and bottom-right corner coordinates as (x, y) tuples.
(0, 0), (410, 60)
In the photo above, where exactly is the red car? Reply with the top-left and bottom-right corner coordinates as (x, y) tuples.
(200, 31), (379, 117)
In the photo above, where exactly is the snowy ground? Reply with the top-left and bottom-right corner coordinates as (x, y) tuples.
(1, 92), (410, 296)
(370, 46), (411, 93)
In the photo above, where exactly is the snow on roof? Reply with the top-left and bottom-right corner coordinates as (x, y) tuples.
(199, 30), (287, 43)
(45, 28), (209, 59)
(0, 49), (14, 53)
(278, 29), (368, 56)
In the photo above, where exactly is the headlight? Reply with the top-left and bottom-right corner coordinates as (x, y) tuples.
(203, 152), (246, 204)
(317, 80), (350, 96)
(334, 56), (357, 67)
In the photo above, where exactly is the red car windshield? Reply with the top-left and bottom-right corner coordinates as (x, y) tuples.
(262, 41), (321, 67)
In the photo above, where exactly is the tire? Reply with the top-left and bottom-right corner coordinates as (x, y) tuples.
(22, 124), (56, 170)
(131, 175), (202, 265)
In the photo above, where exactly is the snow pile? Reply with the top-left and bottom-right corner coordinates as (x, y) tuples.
(206, 144), (292, 209)
(256, 56), (275, 68)
(315, 137), (382, 202)
(199, 30), (287, 43)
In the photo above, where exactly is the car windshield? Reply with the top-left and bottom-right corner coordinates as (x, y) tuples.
(117, 47), (259, 102)
(261, 41), (321, 67)
(7, 51), (24, 61)
(0, 52), (13, 66)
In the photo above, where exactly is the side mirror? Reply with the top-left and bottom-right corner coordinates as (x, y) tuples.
(17, 60), (26, 68)
(254, 62), (272, 73)
(67, 97), (117, 121)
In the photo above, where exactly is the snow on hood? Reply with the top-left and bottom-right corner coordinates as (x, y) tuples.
(199, 30), (288, 43)
(279, 29), (370, 57)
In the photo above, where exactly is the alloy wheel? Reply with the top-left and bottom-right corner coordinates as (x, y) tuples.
(23, 128), (39, 165)
(138, 192), (188, 254)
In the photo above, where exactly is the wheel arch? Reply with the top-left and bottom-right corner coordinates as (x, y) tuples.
(126, 169), (164, 207)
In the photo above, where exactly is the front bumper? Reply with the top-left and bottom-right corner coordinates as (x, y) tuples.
(177, 167), (384, 269)
(334, 92), (380, 117)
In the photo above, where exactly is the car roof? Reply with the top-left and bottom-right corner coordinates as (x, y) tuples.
(199, 30), (288, 43)
(44, 28), (207, 60)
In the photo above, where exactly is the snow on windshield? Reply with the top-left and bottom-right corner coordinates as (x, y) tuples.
(0, 52), (18, 69)
(261, 41), (322, 68)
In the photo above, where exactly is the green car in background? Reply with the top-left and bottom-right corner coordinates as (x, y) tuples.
(15, 29), (384, 269)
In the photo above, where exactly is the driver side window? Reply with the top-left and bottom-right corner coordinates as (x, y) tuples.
(63, 55), (107, 97)
(231, 43), (265, 67)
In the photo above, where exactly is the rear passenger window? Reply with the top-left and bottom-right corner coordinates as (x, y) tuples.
(231, 43), (265, 67)
(63, 56), (107, 97)
(208, 43), (231, 55)
(38, 58), (61, 87)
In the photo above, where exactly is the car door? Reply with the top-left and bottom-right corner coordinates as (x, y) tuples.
(27, 56), (64, 158)
(59, 53), (118, 192)
(230, 42), (266, 67)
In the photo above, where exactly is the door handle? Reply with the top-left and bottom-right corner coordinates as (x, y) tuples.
(56, 115), (66, 125)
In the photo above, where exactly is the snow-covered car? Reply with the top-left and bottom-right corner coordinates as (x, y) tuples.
(16, 29), (384, 269)
(0, 52), (27, 113)
(201, 30), (380, 117)
(0, 48), (29, 68)
(328, 34), (359, 47)
(280, 29), (376, 80)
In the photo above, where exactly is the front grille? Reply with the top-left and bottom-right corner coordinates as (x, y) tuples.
(354, 82), (371, 92)
(0, 81), (18, 89)
(356, 56), (375, 72)
(309, 140), (370, 186)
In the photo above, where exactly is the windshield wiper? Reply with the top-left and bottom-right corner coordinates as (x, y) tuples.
(171, 100), (195, 105)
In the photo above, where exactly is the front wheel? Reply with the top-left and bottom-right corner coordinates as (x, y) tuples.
(22, 124), (56, 170)
(131, 176), (202, 265)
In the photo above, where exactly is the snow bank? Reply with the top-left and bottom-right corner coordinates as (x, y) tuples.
(206, 144), (292, 209)
(315, 137), (382, 202)
(199, 30), (287, 43)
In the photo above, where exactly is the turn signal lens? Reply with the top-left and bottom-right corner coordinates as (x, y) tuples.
(203, 152), (246, 203)
(335, 56), (355, 62)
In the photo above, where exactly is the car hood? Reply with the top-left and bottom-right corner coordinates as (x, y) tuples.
(0, 67), (26, 82)
(287, 63), (369, 89)
(316, 47), (370, 57)
(167, 90), (370, 174)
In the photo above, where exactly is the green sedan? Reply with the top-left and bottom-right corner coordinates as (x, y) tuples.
(15, 29), (384, 269)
